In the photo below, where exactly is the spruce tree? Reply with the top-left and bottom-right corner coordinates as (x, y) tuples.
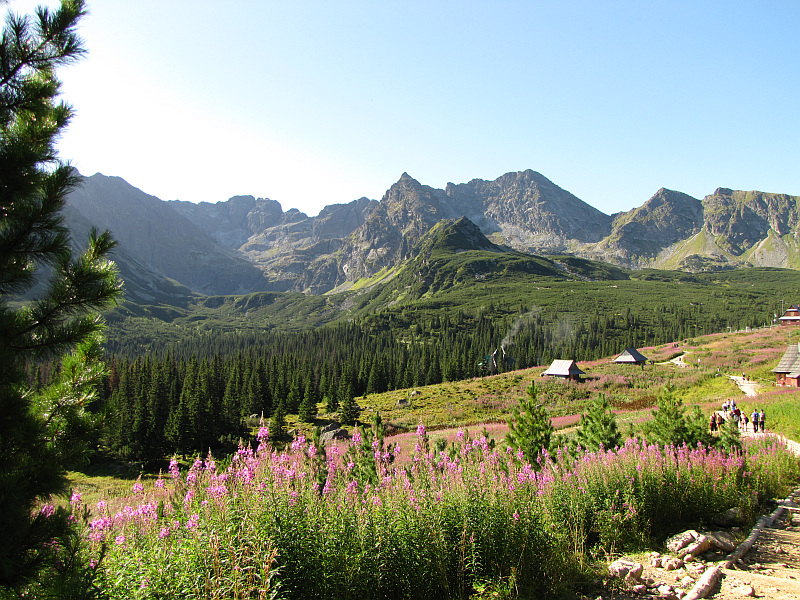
(297, 384), (318, 423)
(573, 394), (623, 453)
(339, 393), (361, 426)
(0, 0), (122, 591)
(505, 382), (561, 464)
(269, 399), (289, 442)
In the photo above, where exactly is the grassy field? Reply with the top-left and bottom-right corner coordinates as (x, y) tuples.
(278, 324), (800, 441)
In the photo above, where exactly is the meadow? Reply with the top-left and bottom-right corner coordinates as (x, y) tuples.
(57, 324), (800, 599)
(79, 427), (799, 599)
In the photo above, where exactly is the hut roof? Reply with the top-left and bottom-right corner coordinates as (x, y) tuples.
(542, 359), (585, 377)
(613, 347), (648, 364)
(773, 343), (800, 373)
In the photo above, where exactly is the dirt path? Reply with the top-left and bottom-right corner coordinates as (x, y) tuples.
(729, 375), (762, 398)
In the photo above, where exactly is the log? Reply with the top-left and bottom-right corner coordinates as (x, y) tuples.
(683, 565), (721, 600)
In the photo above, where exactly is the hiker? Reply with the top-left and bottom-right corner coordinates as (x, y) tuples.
(710, 414), (717, 433)
(751, 409), (759, 433)
(759, 409), (766, 432)
(716, 413), (724, 429)
(743, 415), (749, 432)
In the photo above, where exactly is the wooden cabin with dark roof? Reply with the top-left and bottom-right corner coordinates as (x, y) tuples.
(779, 305), (800, 326)
(613, 347), (648, 366)
(773, 343), (800, 386)
(542, 359), (585, 382)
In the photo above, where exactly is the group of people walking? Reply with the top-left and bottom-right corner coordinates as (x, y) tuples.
(710, 400), (766, 433)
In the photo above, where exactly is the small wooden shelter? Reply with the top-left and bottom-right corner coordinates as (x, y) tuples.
(613, 347), (649, 366)
(779, 305), (800, 326)
(541, 359), (585, 382)
(773, 343), (800, 386)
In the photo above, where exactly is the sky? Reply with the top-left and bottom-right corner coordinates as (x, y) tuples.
(9, 0), (800, 217)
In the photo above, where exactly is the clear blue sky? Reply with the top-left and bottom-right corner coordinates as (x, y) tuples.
(11, 0), (800, 216)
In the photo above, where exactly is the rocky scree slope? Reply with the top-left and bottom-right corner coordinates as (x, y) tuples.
(64, 171), (800, 297)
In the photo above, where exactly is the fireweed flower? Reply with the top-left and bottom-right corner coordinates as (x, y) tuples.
(186, 514), (200, 530)
(40, 504), (55, 518)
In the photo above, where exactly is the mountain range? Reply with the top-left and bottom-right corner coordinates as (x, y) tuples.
(63, 170), (800, 299)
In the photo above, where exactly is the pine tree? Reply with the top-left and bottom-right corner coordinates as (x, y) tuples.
(505, 383), (561, 465)
(573, 394), (623, 453)
(298, 380), (318, 423)
(339, 393), (361, 426)
(0, 0), (122, 590)
(269, 399), (289, 442)
(640, 384), (713, 448)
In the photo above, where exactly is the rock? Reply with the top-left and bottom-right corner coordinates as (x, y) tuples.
(626, 562), (644, 582)
(685, 562), (706, 577)
(734, 584), (755, 597)
(320, 428), (350, 443)
(679, 535), (712, 558)
(706, 530), (736, 552)
(680, 576), (695, 587)
(666, 530), (699, 553)
(320, 422), (339, 434)
(632, 584), (648, 594)
(651, 556), (663, 568)
(609, 558), (636, 579)
(713, 507), (745, 527)
(658, 584), (673, 593)
(657, 584), (677, 599)
(663, 557), (684, 571)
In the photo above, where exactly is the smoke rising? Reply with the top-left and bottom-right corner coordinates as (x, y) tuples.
(501, 306), (541, 350)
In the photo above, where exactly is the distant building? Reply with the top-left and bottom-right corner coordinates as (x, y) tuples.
(772, 343), (800, 386)
(542, 359), (585, 382)
(779, 304), (800, 326)
(613, 347), (649, 366)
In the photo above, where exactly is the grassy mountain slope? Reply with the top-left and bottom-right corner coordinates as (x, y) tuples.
(103, 217), (800, 361)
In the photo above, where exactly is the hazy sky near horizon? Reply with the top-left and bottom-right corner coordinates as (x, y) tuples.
(10, 0), (800, 216)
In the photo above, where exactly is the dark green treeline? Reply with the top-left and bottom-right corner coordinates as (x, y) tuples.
(100, 301), (748, 461)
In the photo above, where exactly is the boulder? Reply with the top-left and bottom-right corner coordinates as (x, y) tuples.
(320, 428), (350, 443)
(706, 530), (736, 553)
(679, 535), (712, 559)
(320, 422), (339, 434)
(712, 507), (745, 527)
(666, 530), (699, 553)
(609, 558), (644, 581)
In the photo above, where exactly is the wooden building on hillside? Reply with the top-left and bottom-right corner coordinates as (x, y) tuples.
(779, 305), (800, 326)
(613, 347), (649, 366)
(542, 359), (585, 382)
(772, 343), (800, 386)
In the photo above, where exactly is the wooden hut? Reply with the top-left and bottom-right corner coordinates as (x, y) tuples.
(779, 305), (800, 326)
(613, 347), (649, 366)
(542, 359), (585, 382)
(773, 343), (800, 386)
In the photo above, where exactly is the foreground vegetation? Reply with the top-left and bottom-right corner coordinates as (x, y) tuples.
(75, 427), (799, 599)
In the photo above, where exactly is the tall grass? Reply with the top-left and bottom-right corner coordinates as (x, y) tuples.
(84, 426), (800, 599)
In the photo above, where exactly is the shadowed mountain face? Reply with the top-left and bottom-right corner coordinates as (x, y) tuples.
(64, 171), (800, 297)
